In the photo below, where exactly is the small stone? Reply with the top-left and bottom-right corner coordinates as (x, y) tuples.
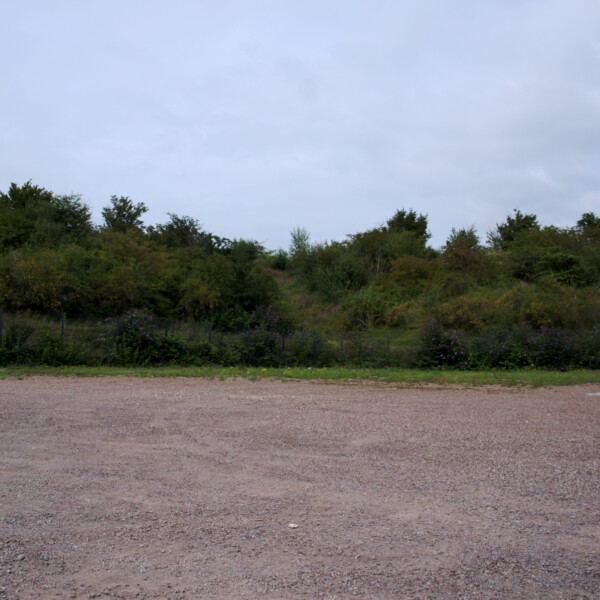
(17, 554), (25, 561)
(288, 523), (299, 528)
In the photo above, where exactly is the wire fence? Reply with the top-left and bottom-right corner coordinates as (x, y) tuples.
(0, 309), (417, 367)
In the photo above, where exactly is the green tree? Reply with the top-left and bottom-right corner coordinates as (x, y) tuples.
(148, 213), (225, 251)
(0, 181), (92, 250)
(386, 209), (430, 242)
(289, 227), (311, 259)
(86, 232), (169, 314)
(487, 209), (540, 250)
(288, 227), (315, 282)
(576, 212), (600, 245)
(101, 196), (148, 232)
(507, 227), (589, 286)
(0, 248), (65, 310)
(574, 213), (600, 284)
(446, 226), (480, 249)
(309, 241), (368, 302)
(577, 212), (600, 231)
(443, 226), (489, 280)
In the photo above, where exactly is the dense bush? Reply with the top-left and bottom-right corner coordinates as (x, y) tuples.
(470, 326), (531, 369)
(0, 320), (87, 366)
(416, 322), (471, 369)
(101, 310), (191, 366)
(429, 296), (490, 332)
(2, 185), (600, 370)
(2, 309), (600, 370)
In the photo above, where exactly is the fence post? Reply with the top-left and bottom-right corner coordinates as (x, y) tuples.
(116, 316), (120, 353)
(312, 333), (317, 364)
(246, 326), (251, 366)
(164, 318), (169, 337)
(340, 332), (343, 361)
(0, 309), (3, 350)
(386, 333), (390, 364)
(208, 321), (212, 344)
(61, 312), (66, 343)
(282, 330), (286, 363)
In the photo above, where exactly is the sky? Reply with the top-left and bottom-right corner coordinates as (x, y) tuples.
(1, 0), (599, 250)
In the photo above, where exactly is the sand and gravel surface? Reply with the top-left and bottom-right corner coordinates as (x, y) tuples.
(0, 377), (599, 599)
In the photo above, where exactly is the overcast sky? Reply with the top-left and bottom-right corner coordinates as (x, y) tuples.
(2, 0), (599, 250)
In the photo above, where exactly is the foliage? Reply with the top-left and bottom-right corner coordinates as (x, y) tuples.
(289, 227), (312, 259)
(307, 242), (368, 302)
(487, 209), (540, 250)
(0, 248), (66, 311)
(386, 208), (430, 242)
(283, 331), (335, 367)
(416, 322), (471, 369)
(492, 281), (600, 329)
(99, 310), (189, 366)
(0, 181), (92, 250)
(101, 195), (148, 232)
(148, 213), (226, 251)
(0, 318), (87, 366)
(383, 302), (415, 328)
(378, 255), (439, 301)
(269, 249), (289, 270)
(339, 286), (386, 329)
(2, 310), (600, 370)
(470, 325), (600, 370)
(442, 226), (491, 282)
(429, 296), (490, 332)
(576, 212), (600, 239)
(349, 229), (428, 280)
(1, 181), (600, 368)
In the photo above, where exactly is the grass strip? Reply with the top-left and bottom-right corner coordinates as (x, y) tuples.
(1, 365), (600, 387)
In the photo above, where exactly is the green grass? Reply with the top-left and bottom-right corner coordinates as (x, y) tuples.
(1, 365), (599, 387)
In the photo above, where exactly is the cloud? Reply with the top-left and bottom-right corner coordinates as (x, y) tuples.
(1, 0), (599, 248)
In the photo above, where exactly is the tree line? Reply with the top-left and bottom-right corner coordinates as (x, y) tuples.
(1, 180), (600, 337)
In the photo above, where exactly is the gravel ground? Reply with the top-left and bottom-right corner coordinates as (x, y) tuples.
(0, 376), (599, 599)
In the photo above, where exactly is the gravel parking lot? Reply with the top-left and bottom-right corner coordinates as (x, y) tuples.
(1, 377), (599, 599)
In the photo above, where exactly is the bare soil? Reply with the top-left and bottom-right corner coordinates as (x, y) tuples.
(1, 377), (599, 599)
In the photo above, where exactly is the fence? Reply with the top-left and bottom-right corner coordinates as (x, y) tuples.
(0, 310), (417, 367)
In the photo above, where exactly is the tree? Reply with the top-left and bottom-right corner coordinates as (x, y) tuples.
(347, 209), (432, 281)
(446, 226), (480, 250)
(51, 194), (93, 236)
(507, 227), (587, 285)
(289, 227), (311, 259)
(576, 212), (600, 244)
(148, 213), (224, 251)
(575, 212), (600, 283)
(386, 209), (430, 242)
(349, 228), (425, 278)
(487, 209), (540, 250)
(0, 181), (92, 250)
(101, 196), (148, 232)
(443, 226), (488, 278)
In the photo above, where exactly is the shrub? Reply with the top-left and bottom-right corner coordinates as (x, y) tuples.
(490, 281), (600, 329)
(384, 303), (413, 328)
(430, 296), (490, 332)
(341, 333), (388, 367)
(470, 326), (531, 369)
(246, 328), (283, 366)
(339, 287), (386, 329)
(4, 319), (34, 349)
(470, 325), (600, 370)
(416, 322), (471, 369)
(284, 331), (335, 367)
(101, 309), (191, 366)
(269, 249), (288, 270)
